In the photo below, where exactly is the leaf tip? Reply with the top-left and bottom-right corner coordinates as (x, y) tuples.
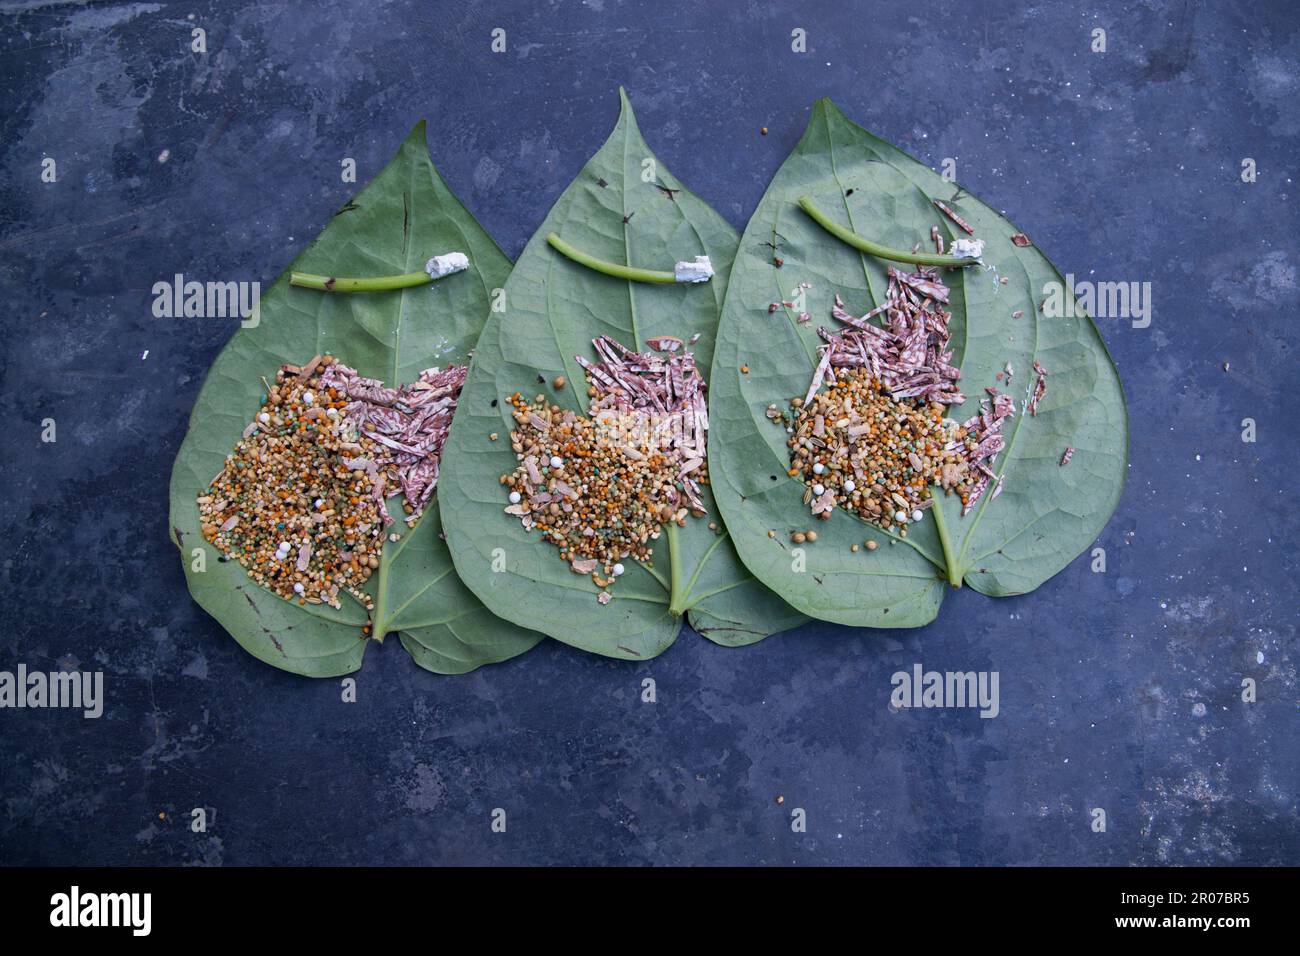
(610, 86), (643, 144)
(812, 97), (845, 120)
(617, 86), (636, 121)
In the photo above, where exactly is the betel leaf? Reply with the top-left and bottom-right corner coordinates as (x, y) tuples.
(709, 99), (1127, 627)
(168, 122), (545, 676)
(439, 91), (805, 660)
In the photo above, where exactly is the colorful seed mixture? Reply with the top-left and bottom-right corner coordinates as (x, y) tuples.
(198, 354), (466, 610)
(500, 334), (709, 602)
(779, 251), (1042, 532)
(784, 369), (963, 533)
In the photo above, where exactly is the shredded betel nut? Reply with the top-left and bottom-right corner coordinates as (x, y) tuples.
(500, 335), (709, 602)
(779, 260), (1030, 533)
(198, 354), (467, 611)
(317, 360), (467, 524)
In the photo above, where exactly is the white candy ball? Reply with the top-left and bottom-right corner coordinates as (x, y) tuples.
(912, 509), (924, 522)
(812, 462), (825, 475)
(895, 510), (908, 522)
(843, 480), (856, 493)
(549, 456), (563, 469)
(613, 563), (625, 576)
(813, 484), (825, 496)
(508, 491), (521, 504)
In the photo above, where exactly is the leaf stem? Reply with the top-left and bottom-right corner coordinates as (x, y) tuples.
(369, 527), (397, 643)
(797, 197), (979, 268)
(547, 233), (678, 284)
(289, 271), (433, 293)
(674, 532), (727, 613)
(665, 521), (687, 616)
(369, 577), (390, 643)
(928, 486), (963, 588)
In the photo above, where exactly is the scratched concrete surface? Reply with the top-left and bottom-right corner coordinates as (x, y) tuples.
(0, 0), (1296, 866)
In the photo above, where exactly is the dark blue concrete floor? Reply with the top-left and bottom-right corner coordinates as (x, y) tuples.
(0, 0), (1295, 866)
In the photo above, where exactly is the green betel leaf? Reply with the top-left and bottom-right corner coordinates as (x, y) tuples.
(168, 122), (545, 676)
(709, 99), (1127, 626)
(439, 91), (805, 660)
